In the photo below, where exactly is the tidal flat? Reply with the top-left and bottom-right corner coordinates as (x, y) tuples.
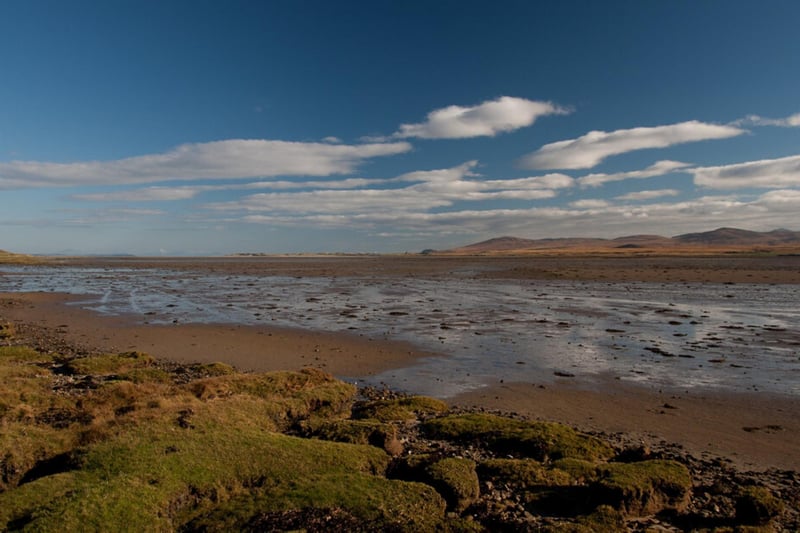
(2, 255), (799, 397)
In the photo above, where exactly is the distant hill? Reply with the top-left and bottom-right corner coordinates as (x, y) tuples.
(439, 228), (800, 255)
(673, 227), (800, 246)
(0, 249), (41, 264)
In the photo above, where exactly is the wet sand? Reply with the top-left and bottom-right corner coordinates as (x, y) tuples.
(455, 381), (799, 472)
(0, 292), (435, 377)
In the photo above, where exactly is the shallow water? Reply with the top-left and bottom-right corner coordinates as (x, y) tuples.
(2, 265), (799, 397)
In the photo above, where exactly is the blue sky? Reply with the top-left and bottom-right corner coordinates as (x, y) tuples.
(1, 1), (799, 255)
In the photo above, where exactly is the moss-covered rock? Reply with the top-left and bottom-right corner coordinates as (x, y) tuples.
(478, 458), (574, 489)
(735, 485), (784, 525)
(551, 458), (601, 484)
(187, 367), (357, 428)
(195, 361), (237, 376)
(425, 457), (480, 513)
(0, 345), (53, 364)
(0, 322), (15, 339)
(422, 413), (615, 462)
(594, 460), (692, 516)
(353, 395), (448, 422)
(305, 418), (403, 455)
(64, 351), (154, 375)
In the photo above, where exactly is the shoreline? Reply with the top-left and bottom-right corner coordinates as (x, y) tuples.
(2, 290), (798, 472)
(31, 253), (800, 284)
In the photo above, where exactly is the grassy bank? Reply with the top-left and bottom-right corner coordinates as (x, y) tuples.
(0, 321), (796, 531)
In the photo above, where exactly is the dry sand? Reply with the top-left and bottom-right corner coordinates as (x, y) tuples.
(2, 254), (799, 472)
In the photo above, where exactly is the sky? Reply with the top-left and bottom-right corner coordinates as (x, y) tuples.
(1, 1), (799, 255)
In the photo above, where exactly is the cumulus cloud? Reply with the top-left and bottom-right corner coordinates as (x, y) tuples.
(615, 189), (680, 201)
(388, 96), (570, 140)
(0, 139), (412, 189)
(520, 121), (745, 170)
(578, 160), (690, 188)
(733, 113), (800, 127)
(691, 154), (800, 189)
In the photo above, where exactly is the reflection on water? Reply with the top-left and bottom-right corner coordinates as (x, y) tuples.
(2, 265), (799, 397)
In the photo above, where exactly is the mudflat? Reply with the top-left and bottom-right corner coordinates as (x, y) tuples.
(2, 253), (799, 471)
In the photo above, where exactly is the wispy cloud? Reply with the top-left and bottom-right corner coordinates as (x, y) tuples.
(520, 121), (745, 170)
(691, 154), (800, 189)
(385, 96), (570, 140)
(72, 177), (388, 202)
(732, 112), (800, 127)
(569, 199), (609, 209)
(228, 191), (800, 240)
(0, 139), (411, 189)
(73, 187), (203, 202)
(205, 162), (571, 216)
(578, 160), (690, 188)
(615, 188), (680, 201)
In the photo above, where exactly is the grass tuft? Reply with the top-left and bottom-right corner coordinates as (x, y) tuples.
(353, 395), (448, 422)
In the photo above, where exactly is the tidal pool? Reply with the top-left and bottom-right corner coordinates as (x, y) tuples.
(2, 265), (799, 397)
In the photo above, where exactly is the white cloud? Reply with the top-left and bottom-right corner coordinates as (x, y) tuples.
(485, 173), (574, 190)
(569, 199), (609, 209)
(0, 139), (412, 189)
(578, 160), (690, 188)
(73, 187), (203, 202)
(205, 162), (570, 216)
(733, 113), (800, 127)
(72, 177), (388, 202)
(756, 189), (800, 207)
(230, 193), (797, 239)
(389, 96), (570, 140)
(520, 121), (745, 170)
(615, 189), (680, 201)
(692, 154), (800, 189)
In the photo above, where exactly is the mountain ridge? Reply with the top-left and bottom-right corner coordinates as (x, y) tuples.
(442, 227), (800, 254)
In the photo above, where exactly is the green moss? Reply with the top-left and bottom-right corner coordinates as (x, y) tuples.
(353, 395), (448, 422)
(0, 322), (15, 339)
(0, 345), (52, 364)
(0, 365), (62, 424)
(551, 458), (601, 483)
(735, 486), (784, 525)
(0, 423), (78, 491)
(578, 504), (625, 531)
(305, 418), (402, 455)
(478, 458), (574, 488)
(0, 413), (425, 531)
(195, 361), (236, 376)
(64, 351), (154, 375)
(595, 460), (692, 516)
(187, 475), (446, 532)
(425, 457), (480, 513)
(423, 413), (614, 462)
